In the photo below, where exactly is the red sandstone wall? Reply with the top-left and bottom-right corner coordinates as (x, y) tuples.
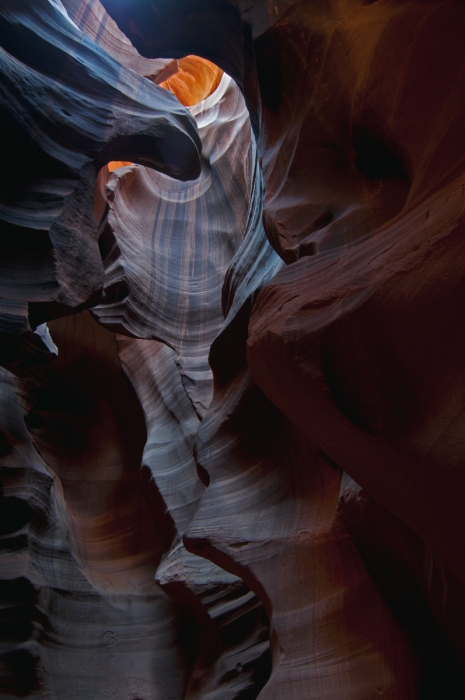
(1, 1), (465, 698)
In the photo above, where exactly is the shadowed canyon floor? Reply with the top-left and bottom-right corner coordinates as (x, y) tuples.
(2, 1), (465, 698)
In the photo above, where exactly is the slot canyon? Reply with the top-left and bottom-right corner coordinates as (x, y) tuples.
(1, 0), (465, 698)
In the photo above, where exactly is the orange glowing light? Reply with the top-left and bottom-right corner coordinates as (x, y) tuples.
(160, 56), (223, 107)
(107, 161), (132, 172)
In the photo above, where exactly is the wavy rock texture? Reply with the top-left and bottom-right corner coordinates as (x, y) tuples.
(186, 223), (419, 699)
(0, 0), (200, 344)
(61, 0), (177, 79)
(0, 3), (272, 697)
(2, 304), (269, 699)
(9, 312), (195, 700)
(0, 361), (189, 700)
(3, 0), (465, 698)
(92, 72), (254, 415)
(101, 0), (465, 697)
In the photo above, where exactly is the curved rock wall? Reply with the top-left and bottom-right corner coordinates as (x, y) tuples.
(0, 0), (200, 347)
(2, 0), (465, 698)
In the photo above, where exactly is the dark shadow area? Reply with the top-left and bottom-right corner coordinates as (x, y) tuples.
(340, 494), (465, 699)
(0, 649), (40, 697)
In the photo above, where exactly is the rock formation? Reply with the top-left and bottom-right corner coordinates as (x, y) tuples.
(2, 0), (465, 698)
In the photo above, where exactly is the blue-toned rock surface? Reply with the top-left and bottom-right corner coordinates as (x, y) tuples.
(3, 0), (465, 698)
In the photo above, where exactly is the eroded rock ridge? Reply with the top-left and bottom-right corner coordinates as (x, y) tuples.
(1, 1), (465, 698)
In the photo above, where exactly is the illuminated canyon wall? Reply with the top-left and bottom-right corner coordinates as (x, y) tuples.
(1, 1), (465, 698)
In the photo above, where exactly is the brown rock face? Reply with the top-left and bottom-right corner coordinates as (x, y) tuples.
(2, 0), (465, 698)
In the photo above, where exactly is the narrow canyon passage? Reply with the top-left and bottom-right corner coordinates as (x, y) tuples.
(1, 1), (465, 699)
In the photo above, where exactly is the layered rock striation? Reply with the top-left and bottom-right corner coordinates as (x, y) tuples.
(2, 0), (465, 699)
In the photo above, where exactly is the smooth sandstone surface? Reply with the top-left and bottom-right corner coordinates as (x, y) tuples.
(2, 0), (465, 698)
(0, 0), (200, 342)
(92, 72), (254, 416)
